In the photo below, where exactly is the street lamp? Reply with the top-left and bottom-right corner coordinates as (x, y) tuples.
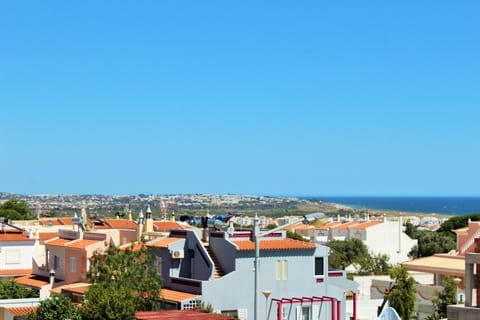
(262, 290), (271, 320)
(253, 212), (327, 320)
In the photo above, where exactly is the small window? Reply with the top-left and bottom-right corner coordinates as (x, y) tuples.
(315, 257), (324, 276)
(70, 257), (77, 273)
(53, 255), (59, 270)
(276, 260), (281, 280)
(282, 260), (288, 280)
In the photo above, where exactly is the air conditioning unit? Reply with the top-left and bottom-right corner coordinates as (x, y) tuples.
(171, 249), (184, 259)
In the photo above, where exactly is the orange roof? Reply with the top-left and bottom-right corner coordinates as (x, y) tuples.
(147, 237), (184, 248)
(38, 232), (58, 240)
(352, 221), (383, 229)
(66, 239), (101, 249)
(39, 218), (62, 226)
(120, 242), (146, 252)
(284, 222), (314, 231)
(160, 288), (200, 302)
(106, 219), (138, 229)
(15, 275), (50, 288)
(232, 238), (316, 251)
(153, 221), (191, 231)
(61, 283), (91, 295)
(58, 217), (74, 225)
(6, 306), (37, 316)
(331, 221), (360, 230)
(0, 268), (32, 276)
(135, 310), (236, 320)
(45, 238), (71, 247)
(317, 221), (341, 230)
(0, 231), (32, 242)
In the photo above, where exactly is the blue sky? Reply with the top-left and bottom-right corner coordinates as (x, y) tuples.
(1, 1), (479, 196)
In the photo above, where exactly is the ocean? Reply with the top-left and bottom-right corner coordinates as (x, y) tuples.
(309, 197), (480, 216)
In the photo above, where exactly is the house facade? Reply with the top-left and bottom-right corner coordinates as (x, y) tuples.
(147, 228), (358, 320)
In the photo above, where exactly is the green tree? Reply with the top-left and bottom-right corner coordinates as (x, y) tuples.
(427, 276), (457, 320)
(328, 238), (369, 269)
(26, 294), (81, 320)
(356, 252), (391, 275)
(0, 199), (34, 220)
(80, 246), (162, 320)
(405, 220), (417, 238)
(387, 265), (416, 320)
(408, 231), (456, 258)
(0, 280), (38, 299)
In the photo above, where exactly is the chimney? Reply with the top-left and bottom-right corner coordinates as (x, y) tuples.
(145, 205), (153, 233)
(49, 269), (55, 287)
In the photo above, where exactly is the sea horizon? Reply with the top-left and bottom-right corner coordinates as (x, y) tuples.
(304, 196), (480, 216)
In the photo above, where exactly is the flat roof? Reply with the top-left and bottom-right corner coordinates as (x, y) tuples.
(402, 254), (465, 277)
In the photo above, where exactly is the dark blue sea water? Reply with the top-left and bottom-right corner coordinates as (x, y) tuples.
(307, 197), (480, 216)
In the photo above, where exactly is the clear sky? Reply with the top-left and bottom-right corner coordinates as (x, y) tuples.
(1, 1), (479, 197)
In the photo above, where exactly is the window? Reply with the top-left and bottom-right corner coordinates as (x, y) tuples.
(70, 257), (77, 272)
(315, 257), (324, 276)
(276, 260), (281, 280)
(53, 255), (59, 270)
(282, 260), (288, 280)
(276, 260), (288, 280)
(296, 306), (311, 320)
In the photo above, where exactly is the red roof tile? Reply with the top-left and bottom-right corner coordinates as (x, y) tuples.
(0, 268), (32, 276)
(135, 310), (236, 320)
(39, 218), (62, 226)
(331, 221), (360, 230)
(317, 221), (341, 230)
(0, 231), (33, 242)
(147, 237), (184, 248)
(6, 306), (37, 316)
(352, 221), (382, 229)
(120, 242), (146, 252)
(232, 238), (316, 251)
(58, 217), (74, 225)
(38, 232), (58, 240)
(153, 221), (191, 231)
(66, 239), (101, 249)
(15, 275), (50, 288)
(45, 238), (71, 247)
(106, 219), (138, 229)
(160, 288), (199, 302)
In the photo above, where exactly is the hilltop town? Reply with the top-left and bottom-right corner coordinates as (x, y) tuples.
(0, 192), (347, 217)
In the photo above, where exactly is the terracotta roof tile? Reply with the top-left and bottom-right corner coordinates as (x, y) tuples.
(317, 221), (341, 230)
(38, 232), (58, 240)
(66, 239), (101, 249)
(160, 288), (200, 302)
(58, 217), (74, 225)
(153, 221), (191, 231)
(284, 222), (314, 231)
(45, 238), (71, 247)
(15, 275), (50, 288)
(331, 221), (360, 230)
(0, 231), (33, 242)
(135, 310), (236, 320)
(147, 237), (183, 248)
(6, 306), (37, 316)
(120, 242), (146, 252)
(0, 268), (32, 276)
(351, 221), (383, 230)
(106, 219), (138, 229)
(60, 283), (91, 295)
(232, 238), (316, 251)
(39, 218), (62, 226)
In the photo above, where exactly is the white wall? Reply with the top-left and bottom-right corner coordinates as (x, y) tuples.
(0, 242), (35, 271)
(363, 221), (417, 265)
